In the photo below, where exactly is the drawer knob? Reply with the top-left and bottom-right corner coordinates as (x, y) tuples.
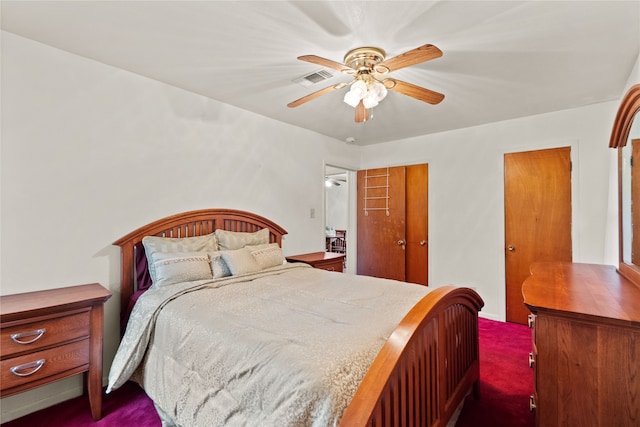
(10, 359), (45, 377)
(10, 328), (46, 344)
(527, 314), (535, 328)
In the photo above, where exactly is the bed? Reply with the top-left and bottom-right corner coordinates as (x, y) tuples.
(107, 209), (484, 426)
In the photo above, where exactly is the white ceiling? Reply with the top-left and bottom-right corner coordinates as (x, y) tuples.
(2, 1), (639, 145)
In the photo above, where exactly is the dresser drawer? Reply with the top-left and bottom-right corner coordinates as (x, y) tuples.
(1, 309), (90, 358)
(1, 338), (89, 392)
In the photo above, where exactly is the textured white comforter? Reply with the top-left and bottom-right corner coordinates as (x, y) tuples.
(107, 263), (430, 427)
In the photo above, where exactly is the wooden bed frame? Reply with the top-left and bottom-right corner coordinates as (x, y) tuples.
(114, 208), (484, 427)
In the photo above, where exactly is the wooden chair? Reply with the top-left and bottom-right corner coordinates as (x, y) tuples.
(331, 230), (346, 253)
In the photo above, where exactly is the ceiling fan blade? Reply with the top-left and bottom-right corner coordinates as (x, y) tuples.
(298, 55), (356, 74)
(386, 79), (445, 105)
(355, 100), (371, 123)
(377, 44), (442, 73)
(287, 83), (347, 108)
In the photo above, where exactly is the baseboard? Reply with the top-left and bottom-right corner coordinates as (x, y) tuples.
(0, 374), (108, 423)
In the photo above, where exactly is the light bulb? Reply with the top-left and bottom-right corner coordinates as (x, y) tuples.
(362, 91), (379, 108)
(350, 80), (367, 98)
(370, 81), (388, 101)
(343, 90), (361, 108)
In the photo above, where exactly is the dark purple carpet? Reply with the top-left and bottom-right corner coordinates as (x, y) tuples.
(1, 381), (160, 427)
(2, 318), (534, 426)
(456, 318), (535, 427)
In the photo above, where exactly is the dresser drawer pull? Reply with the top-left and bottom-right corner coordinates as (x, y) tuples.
(10, 359), (46, 377)
(529, 395), (536, 412)
(529, 352), (535, 368)
(10, 328), (46, 344)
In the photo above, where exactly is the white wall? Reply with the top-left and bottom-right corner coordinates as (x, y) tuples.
(0, 32), (359, 421)
(359, 101), (618, 321)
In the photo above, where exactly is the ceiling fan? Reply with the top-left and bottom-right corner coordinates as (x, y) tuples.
(325, 172), (347, 187)
(287, 43), (444, 123)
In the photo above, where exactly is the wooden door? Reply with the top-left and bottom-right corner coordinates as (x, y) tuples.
(405, 164), (429, 285)
(504, 147), (572, 324)
(357, 167), (406, 281)
(357, 164), (428, 285)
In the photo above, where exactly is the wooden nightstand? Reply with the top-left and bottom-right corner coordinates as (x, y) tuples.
(286, 252), (346, 272)
(0, 283), (112, 421)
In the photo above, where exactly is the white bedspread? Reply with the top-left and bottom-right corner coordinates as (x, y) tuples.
(107, 263), (430, 426)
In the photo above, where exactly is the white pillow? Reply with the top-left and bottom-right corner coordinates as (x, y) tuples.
(142, 233), (218, 283)
(208, 251), (232, 279)
(247, 243), (285, 269)
(215, 228), (270, 250)
(220, 247), (262, 276)
(151, 252), (213, 288)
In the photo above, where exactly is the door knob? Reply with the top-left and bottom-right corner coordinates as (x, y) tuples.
(507, 245), (516, 252)
(420, 240), (427, 246)
(397, 239), (406, 246)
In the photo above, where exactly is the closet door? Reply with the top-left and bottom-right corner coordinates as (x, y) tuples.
(405, 164), (429, 285)
(504, 147), (572, 324)
(357, 166), (406, 281)
(357, 164), (428, 285)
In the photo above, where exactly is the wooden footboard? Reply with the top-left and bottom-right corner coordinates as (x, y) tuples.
(340, 286), (484, 427)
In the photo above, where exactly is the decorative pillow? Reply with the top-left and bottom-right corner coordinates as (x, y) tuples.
(247, 243), (285, 269)
(220, 247), (262, 276)
(151, 252), (213, 288)
(215, 228), (270, 251)
(142, 233), (218, 283)
(208, 251), (232, 279)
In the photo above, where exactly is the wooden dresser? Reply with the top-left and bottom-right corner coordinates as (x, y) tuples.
(0, 283), (112, 420)
(522, 262), (640, 426)
(286, 251), (345, 272)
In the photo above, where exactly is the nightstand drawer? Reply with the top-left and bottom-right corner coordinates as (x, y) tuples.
(313, 259), (343, 272)
(1, 309), (90, 358)
(286, 252), (345, 272)
(1, 338), (89, 392)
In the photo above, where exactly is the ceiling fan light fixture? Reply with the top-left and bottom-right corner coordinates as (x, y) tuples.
(345, 78), (388, 109)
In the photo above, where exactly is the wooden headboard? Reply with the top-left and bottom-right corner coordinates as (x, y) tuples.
(113, 209), (287, 320)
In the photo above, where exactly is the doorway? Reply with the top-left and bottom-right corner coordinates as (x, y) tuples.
(325, 165), (351, 272)
(504, 147), (572, 324)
